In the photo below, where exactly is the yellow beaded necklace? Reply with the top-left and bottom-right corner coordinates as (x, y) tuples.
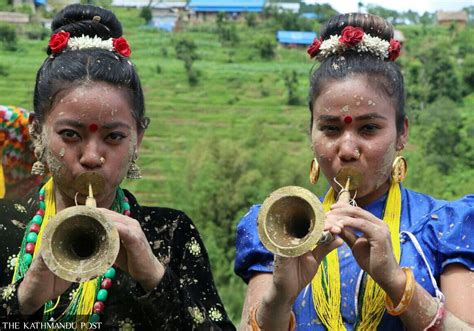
(311, 180), (402, 330)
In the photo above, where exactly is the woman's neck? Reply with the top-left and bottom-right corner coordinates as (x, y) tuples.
(353, 180), (391, 207)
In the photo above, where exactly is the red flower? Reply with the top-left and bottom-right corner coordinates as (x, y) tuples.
(339, 26), (364, 47)
(48, 31), (70, 54)
(307, 37), (322, 58)
(388, 39), (401, 61)
(113, 37), (131, 57)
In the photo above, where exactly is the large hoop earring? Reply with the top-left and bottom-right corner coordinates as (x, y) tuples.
(391, 155), (407, 183)
(309, 158), (320, 185)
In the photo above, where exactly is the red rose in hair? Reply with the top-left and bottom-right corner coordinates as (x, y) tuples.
(388, 39), (401, 61)
(113, 37), (131, 57)
(49, 31), (70, 54)
(307, 37), (322, 58)
(339, 26), (364, 46)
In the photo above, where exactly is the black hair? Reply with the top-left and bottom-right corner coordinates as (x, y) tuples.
(33, 4), (148, 132)
(309, 13), (405, 134)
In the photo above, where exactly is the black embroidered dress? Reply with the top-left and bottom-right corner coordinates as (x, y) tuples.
(0, 190), (236, 330)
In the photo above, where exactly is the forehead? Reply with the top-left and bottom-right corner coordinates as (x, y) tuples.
(314, 77), (395, 117)
(46, 82), (134, 124)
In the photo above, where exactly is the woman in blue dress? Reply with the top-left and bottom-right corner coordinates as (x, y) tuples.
(234, 13), (474, 331)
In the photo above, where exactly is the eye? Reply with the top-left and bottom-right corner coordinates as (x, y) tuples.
(319, 125), (340, 135)
(59, 129), (80, 142)
(106, 132), (126, 144)
(360, 124), (380, 135)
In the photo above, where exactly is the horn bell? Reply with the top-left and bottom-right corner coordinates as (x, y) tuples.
(257, 186), (326, 257)
(41, 206), (120, 283)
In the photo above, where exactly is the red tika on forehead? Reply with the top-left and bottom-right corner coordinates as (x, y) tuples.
(344, 115), (353, 124)
(89, 124), (99, 132)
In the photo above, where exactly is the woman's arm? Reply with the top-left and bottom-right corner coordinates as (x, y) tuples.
(440, 264), (474, 328)
(239, 238), (342, 331)
(330, 202), (474, 330)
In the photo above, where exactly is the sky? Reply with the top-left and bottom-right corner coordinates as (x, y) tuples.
(302, 0), (472, 14)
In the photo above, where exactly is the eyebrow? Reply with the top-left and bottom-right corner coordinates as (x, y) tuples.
(317, 113), (387, 122)
(102, 122), (132, 130)
(54, 119), (131, 130)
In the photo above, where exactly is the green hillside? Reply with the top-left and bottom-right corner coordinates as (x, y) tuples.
(1, 6), (473, 324)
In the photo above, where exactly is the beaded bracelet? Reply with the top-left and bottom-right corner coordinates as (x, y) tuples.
(424, 299), (445, 331)
(250, 304), (296, 331)
(385, 267), (416, 316)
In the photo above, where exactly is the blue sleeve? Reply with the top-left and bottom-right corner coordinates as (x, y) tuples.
(419, 195), (474, 276)
(234, 204), (274, 283)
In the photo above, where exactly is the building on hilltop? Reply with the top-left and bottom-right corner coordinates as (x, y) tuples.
(266, 2), (300, 14)
(436, 10), (468, 28)
(112, 0), (186, 32)
(187, 0), (265, 22)
(276, 30), (317, 48)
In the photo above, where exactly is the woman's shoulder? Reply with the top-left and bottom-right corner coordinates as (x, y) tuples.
(403, 188), (473, 227)
(123, 189), (197, 231)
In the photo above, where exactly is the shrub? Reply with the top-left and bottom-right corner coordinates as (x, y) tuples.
(0, 24), (17, 51)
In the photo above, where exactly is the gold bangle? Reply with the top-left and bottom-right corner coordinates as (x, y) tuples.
(250, 304), (296, 331)
(385, 267), (416, 316)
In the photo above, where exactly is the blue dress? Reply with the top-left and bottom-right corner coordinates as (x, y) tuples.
(234, 186), (474, 330)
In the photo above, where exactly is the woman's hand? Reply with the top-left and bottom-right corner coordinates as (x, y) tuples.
(326, 201), (405, 292)
(99, 209), (165, 292)
(265, 226), (343, 308)
(18, 253), (72, 315)
(256, 223), (342, 330)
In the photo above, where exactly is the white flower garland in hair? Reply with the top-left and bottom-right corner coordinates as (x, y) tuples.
(67, 35), (114, 52)
(317, 34), (389, 60)
(307, 26), (401, 62)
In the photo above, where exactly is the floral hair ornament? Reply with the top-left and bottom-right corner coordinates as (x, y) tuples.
(48, 32), (131, 58)
(307, 26), (401, 61)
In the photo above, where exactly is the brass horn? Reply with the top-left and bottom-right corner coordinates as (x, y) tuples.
(41, 172), (120, 283)
(257, 166), (363, 257)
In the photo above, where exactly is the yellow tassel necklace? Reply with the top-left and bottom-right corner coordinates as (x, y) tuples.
(311, 180), (402, 330)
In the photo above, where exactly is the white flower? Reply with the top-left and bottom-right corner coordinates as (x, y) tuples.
(2, 284), (15, 301)
(7, 255), (17, 271)
(316, 33), (392, 61)
(188, 306), (205, 324)
(186, 238), (201, 257)
(67, 35), (114, 52)
(209, 307), (223, 321)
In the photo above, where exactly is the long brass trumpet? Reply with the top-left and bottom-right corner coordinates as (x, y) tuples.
(41, 172), (120, 283)
(257, 167), (362, 257)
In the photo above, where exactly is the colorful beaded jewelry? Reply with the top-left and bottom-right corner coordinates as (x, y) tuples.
(13, 184), (130, 324)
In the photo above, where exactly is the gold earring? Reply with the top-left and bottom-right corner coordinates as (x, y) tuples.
(391, 155), (407, 183)
(126, 152), (141, 179)
(31, 145), (45, 176)
(309, 158), (320, 185)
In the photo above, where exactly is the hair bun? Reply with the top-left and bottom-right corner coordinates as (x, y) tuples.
(51, 4), (122, 39)
(320, 13), (393, 41)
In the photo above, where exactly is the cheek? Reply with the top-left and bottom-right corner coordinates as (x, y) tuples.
(312, 134), (335, 162)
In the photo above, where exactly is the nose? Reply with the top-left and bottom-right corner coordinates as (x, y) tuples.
(337, 132), (360, 162)
(79, 140), (103, 170)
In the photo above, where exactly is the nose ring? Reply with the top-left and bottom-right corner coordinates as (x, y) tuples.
(100, 157), (105, 165)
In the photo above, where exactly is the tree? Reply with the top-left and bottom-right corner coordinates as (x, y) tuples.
(417, 39), (462, 103)
(175, 39), (200, 86)
(255, 37), (276, 60)
(284, 70), (301, 105)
